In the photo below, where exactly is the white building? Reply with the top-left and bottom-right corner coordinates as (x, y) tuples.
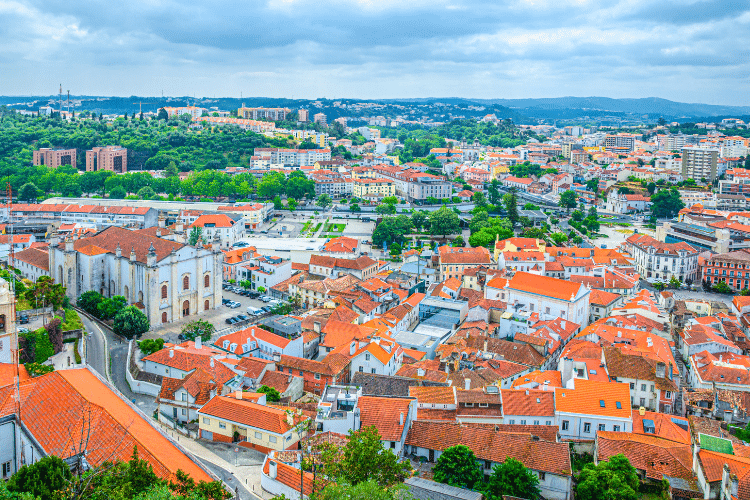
(554, 379), (633, 441)
(51, 226), (223, 326)
(348, 338), (403, 377)
(188, 213), (242, 249)
(623, 233), (698, 283)
(506, 272), (591, 328)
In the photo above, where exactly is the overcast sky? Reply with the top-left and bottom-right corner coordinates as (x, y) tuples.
(2, 0), (748, 104)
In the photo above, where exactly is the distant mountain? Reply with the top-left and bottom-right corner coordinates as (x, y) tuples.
(477, 96), (750, 118)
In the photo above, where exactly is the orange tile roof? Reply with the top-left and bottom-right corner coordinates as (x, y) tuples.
(357, 396), (413, 441)
(510, 370), (562, 390)
(597, 431), (693, 482)
(199, 395), (307, 434)
(501, 389), (555, 417)
(632, 411), (690, 444)
(409, 386), (456, 405)
(0, 362), (29, 387)
(508, 272), (586, 301)
(0, 368), (211, 482)
(405, 421), (571, 475)
(555, 379), (632, 419)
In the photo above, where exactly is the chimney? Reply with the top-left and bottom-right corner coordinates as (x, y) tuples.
(639, 406), (646, 416)
(313, 321), (321, 333)
(399, 412), (404, 426)
(560, 320), (566, 330)
(115, 242), (122, 258)
(156, 228), (162, 237)
(130, 246), (137, 262)
(465, 378), (471, 390)
(169, 349), (174, 358)
(236, 390), (242, 400)
(195, 336), (202, 349)
(525, 389), (530, 396)
(210, 358), (215, 368)
(417, 368), (425, 377)
(350, 341), (356, 356)
(269, 460), (277, 479)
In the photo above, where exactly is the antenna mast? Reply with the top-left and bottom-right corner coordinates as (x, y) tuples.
(59, 84), (63, 114)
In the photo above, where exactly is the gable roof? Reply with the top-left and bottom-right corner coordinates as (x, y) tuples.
(198, 395), (307, 434)
(555, 379), (632, 419)
(71, 226), (184, 264)
(0, 368), (211, 482)
(508, 272), (587, 302)
(357, 396), (413, 441)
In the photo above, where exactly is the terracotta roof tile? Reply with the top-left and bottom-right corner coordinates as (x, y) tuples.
(358, 396), (413, 441)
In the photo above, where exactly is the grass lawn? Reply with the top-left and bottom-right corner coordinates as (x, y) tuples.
(323, 223), (346, 233)
(16, 297), (32, 311)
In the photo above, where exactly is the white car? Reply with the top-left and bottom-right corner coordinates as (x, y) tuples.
(228, 301), (241, 308)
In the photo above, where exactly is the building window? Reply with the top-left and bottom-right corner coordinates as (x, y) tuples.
(613, 425), (621, 432)
(315, 373), (321, 380)
(666, 391), (671, 399)
(539, 472), (546, 481)
(546, 420), (552, 426)
(2, 461), (10, 479)
(183, 276), (190, 290)
(181, 393), (187, 401)
(182, 409), (186, 415)
(162, 312), (167, 323)
(640, 384), (646, 392)
(598, 424), (606, 432)
(205, 274), (210, 288)
(365, 353), (370, 361)
(520, 420), (526, 425)
(255, 431), (262, 439)
(371, 368), (376, 374)
(508, 419), (515, 424)
(359, 366), (363, 372)
(629, 382), (634, 389)
(162, 284), (168, 299)
(269, 436), (277, 443)
(219, 422), (226, 429)
(584, 422), (591, 433)
(533, 420), (540, 425)
(203, 417), (210, 424)
(562, 420), (569, 431)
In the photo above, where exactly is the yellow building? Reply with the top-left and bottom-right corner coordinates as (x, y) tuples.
(353, 178), (395, 198)
(490, 162), (510, 178)
(494, 237), (547, 262)
(197, 394), (309, 453)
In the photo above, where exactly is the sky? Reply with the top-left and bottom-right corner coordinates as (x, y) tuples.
(1, 0), (749, 104)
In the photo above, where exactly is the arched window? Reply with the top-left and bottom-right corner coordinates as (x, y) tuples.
(204, 274), (210, 288)
(183, 276), (189, 290)
(161, 312), (167, 323)
(161, 285), (168, 299)
(182, 300), (190, 317)
(204, 300), (210, 311)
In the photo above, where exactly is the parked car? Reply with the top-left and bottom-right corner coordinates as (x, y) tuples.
(261, 306), (273, 312)
(225, 317), (238, 325)
(177, 333), (186, 340)
(260, 295), (272, 302)
(18, 315), (29, 324)
(251, 310), (264, 316)
(236, 314), (249, 322)
(228, 301), (241, 309)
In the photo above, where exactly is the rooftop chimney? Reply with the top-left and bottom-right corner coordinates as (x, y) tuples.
(169, 349), (174, 358)
(465, 379), (471, 390)
(399, 412), (404, 426)
(236, 390), (242, 400)
(417, 368), (425, 377)
(195, 336), (202, 349)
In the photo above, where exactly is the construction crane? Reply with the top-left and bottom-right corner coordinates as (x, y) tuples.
(132, 101), (147, 116)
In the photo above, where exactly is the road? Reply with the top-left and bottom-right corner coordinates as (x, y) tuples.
(82, 312), (108, 378)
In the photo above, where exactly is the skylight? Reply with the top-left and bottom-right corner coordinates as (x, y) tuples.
(599, 400), (605, 407)
(616, 402), (622, 409)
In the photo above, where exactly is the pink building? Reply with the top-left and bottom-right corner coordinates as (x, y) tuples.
(86, 146), (127, 173)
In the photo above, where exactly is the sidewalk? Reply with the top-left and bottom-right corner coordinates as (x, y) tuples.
(160, 428), (269, 499)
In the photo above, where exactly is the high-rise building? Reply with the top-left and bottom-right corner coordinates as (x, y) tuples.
(86, 146), (128, 173)
(603, 134), (636, 152)
(297, 109), (309, 122)
(681, 147), (719, 182)
(314, 113), (327, 126)
(33, 148), (77, 168)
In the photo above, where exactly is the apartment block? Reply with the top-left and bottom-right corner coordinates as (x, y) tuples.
(314, 113), (327, 126)
(297, 109), (309, 122)
(681, 147), (719, 182)
(238, 107), (291, 121)
(86, 146), (127, 173)
(604, 134), (636, 152)
(33, 148), (77, 168)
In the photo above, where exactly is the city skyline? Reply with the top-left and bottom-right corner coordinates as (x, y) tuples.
(1, 0), (748, 105)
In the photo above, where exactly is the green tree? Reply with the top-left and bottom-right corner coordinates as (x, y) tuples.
(585, 178), (600, 193)
(650, 188), (684, 219)
(503, 191), (519, 226)
(336, 426), (411, 487)
(382, 196), (398, 206)
(180, 319), (215, 342)
(389, 242), (402, 257)
(713, 281), (733, 294)
(137, 186), (157, 200)
(469, 217), (513, 249)
(273, 195), (283, 210)
(472, 192), (488, 209)
(559, 190), (578, 213)
(550, 232), (569, 245)
(77, 291), (104, 316)
(428, 206), (460, 238)
(7, 456), (72, 500)
(576, 454), (639, 500)
(97, 295), (127, 320)
(411, 210), (428, 231)
(433, 444), (483, 490)
(372, 216), (413, 248)
(453, 235), (465, 247)
(646, 182), (656, 194)
(113, 306), (150, 339)
(488, 179), (501, 205)
(287, 198), (298, 211)
(317, 193), (332, 209)
(350, 203), (361, 212)
(139, 338), (165, 355)
(157, 108), (169, 120)
(257, 385), (281, 402)
(109, 185), (127, 199)
(315, 480), (407, 500)
(376, 203), (397, 215)
(523, 202), (540, 211)
(189, 226), (203, 246)
(19, 182), (39, 202)
(484, 457), (540, 500)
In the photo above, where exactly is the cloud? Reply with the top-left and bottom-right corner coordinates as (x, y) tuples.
(0, 0), (748, 104)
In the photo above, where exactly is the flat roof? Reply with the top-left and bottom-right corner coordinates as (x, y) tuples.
(237, 237), (326, 252)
